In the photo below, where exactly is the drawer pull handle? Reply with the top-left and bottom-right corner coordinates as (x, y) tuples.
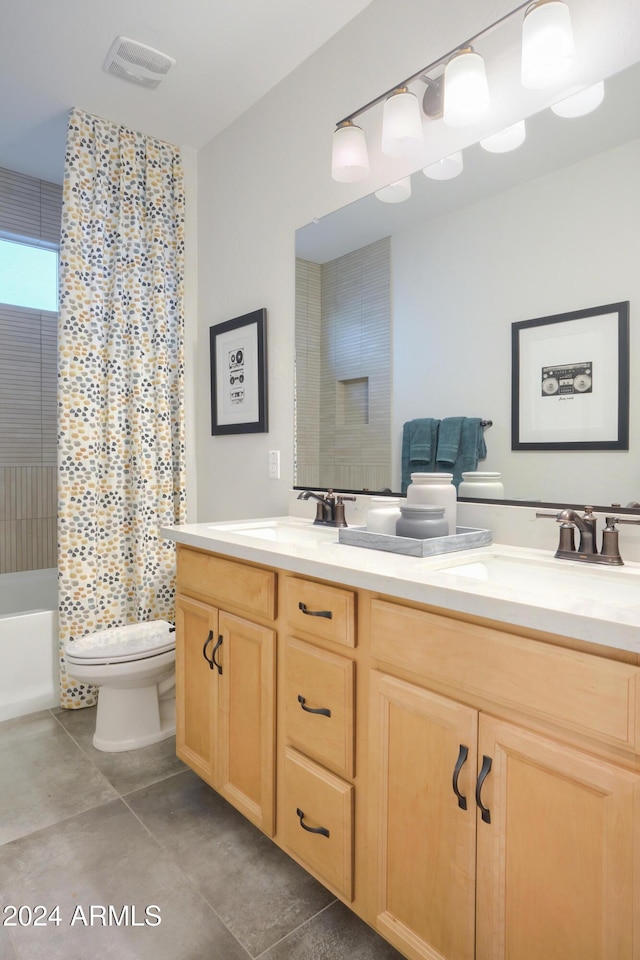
(452, 743), (469, 810)
(296, 807), (330, 838)
(476, 755), (492, 824)
(298, 602), (332, 620)
(297, 694), (331, 718)
(202, 630), (215, 669)
(211, 635), (223, 675)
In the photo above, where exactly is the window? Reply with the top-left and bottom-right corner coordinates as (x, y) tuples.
(0, 238), (59, 312)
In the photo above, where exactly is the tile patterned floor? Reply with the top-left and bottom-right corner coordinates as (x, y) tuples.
(0, 707), (403, 960)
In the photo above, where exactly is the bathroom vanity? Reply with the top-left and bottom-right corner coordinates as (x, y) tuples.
(162, 517), (640, 960)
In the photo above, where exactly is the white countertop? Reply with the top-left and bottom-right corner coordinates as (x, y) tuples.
(161, 517), (640, 656)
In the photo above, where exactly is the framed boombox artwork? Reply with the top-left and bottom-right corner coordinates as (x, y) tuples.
(511, 301), (629, 451)
(210, 309), (268, 435)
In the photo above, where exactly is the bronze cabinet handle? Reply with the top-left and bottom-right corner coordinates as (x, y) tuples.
(476, 755), (492, 823)
(211, 635), (223, 675)
(296, 807), (330, 838)
(202, 630), (215, 669)
(297, 694), (331, 718)
(298, 601), (332, 620)
(452, 743), (469, 810)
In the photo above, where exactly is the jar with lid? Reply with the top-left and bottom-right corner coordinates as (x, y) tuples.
(406, 473), (456, 535)
(458, 471), (504, 499)
(396, 504), (448, 540)
(366, 497), (402, 536)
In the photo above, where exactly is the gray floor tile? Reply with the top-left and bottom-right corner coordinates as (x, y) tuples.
(259, 900), (405, 960)
(0, 925), (17, 960)
(126, 770), (336, 957)
(0, 712), (118, 844)
(0, 799), (251, 960)
(53, 706), (186, 796)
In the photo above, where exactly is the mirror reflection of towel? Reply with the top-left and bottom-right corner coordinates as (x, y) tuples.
(401, 419), (440, 492)
(437, 417), (487, 488)
(436, 418), (463, 465)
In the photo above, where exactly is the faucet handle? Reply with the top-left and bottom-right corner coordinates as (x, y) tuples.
(601, 517), (623, 563)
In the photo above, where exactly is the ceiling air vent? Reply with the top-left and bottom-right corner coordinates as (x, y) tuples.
(103, 36), (176, 89)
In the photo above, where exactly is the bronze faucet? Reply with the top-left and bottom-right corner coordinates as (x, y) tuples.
(297, 489), (356, 527)
(538, 506), (625, 565)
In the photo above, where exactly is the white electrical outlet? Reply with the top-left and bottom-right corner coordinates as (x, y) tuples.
(268, 450), (280, 479)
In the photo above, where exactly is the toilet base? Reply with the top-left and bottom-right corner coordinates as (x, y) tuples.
(93, 684), (176, 753)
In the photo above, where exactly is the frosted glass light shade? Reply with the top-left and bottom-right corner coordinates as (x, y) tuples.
(375, 177), (412, 203)
(521, 0), (575, 89)
(480, 120), (526, 153)
(423, 151), (464, 180)
(551, 80), (605, 117)
(381, 88), (424, 157)
(443, 49), (490, 127)
(331, 121), (369, 182)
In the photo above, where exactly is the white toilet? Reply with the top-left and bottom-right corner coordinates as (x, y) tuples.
(64, 619), (176, 752)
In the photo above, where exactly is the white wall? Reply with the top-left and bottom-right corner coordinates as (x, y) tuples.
(195, 0), (640, 522)
(391, 138), (640, 505)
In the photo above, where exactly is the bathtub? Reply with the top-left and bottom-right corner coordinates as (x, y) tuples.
(0, 568), (58, 723)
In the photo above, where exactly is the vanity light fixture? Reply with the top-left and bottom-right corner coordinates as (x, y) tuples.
(521, 0), (575, 89)
(551, 80), (605, 117)
(331, 0), (576, 181)
(381, 87), (424, 157)
(443, 48), (490, 127)
(331, 120), (370, 182)
(375, 177), (412, 203)
(423, 151), (464, 180)
(480, 119), (527, 153)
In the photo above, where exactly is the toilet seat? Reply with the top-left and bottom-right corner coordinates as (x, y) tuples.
(64, 619), (175, 666)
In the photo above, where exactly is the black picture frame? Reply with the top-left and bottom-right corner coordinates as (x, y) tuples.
(210, 309), (268, 435)
(511, 301), (629, 451)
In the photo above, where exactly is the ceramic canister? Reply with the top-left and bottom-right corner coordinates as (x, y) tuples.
(396, 504), (449, 540)
(366, 497), (402, 536)
(458, 471), (505, 499)
(406, 473), (457, 535)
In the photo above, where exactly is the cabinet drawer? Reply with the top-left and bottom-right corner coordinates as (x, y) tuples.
(285, 638), (355, 778)
(283, 747), (353, 900)
(371, 599), (640, 752)
(283, 577), (355, 647)
(177, 546), (276, 620)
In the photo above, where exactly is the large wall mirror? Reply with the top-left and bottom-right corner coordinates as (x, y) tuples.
(295, 59), (640, 510)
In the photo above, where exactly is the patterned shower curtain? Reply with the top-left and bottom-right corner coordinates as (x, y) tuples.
(57, 108), (187, 708)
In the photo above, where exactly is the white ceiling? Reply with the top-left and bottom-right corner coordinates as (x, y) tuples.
(0, 0), (374, 185)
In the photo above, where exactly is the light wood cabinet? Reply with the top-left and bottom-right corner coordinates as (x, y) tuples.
(174, 543), (640, 960)
(283, 746), (354, 900)
(175, 595), (219, 787)
(280, 577), (357, 900)
(369, 671), (477, 960)
(284, 636), (355, 778)
(476, 715), (640, 960)
(175, 550), (276, 836)
(369, 669), (640, 960)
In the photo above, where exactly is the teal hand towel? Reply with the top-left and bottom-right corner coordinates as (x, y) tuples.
(409, 419), (434, 462)
(436, 417), (464, 465)
(453, 417), (487, 487)
(401, 419), (440, 493)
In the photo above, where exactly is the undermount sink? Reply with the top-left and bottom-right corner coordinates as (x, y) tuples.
(206, 518), (338, 545)
(431, 551), (640, 609)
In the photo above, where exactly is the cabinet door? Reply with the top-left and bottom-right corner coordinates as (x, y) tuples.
(217, 611), (276, 836)
(369, 671), (477, 960)
(175, 595), (219, 787)
(476, 715), (640, 960)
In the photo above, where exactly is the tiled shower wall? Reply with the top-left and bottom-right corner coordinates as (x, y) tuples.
(295, 237), (391, 492)
(0, 167), (62, 573)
